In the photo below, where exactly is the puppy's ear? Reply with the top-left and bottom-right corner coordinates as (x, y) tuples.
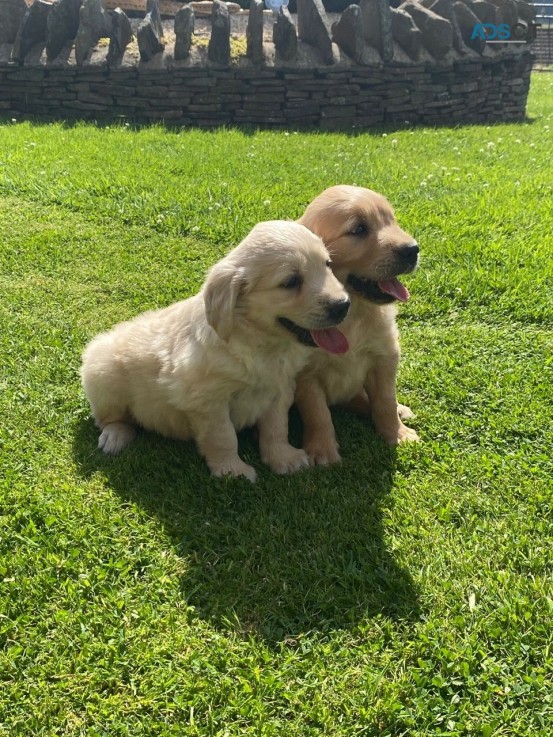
(203, 262), (247, 341)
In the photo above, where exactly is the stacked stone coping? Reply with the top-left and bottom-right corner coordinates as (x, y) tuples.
(0, 2), (535, 129)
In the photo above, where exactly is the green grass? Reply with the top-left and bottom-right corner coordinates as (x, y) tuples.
(0, 74), (552, 736)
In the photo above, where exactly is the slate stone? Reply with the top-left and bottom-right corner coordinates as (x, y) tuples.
(359, 0), (394, 62)
(489, 0), (518, 28)
(174, 4), (194, 61)
(75, 0), (111, 66)
(46, 0), (82, 60)
(453, 0), (486, 52)
(463, 0), (498, 24)
(11, 0), (53, 62)
(0, 0), (27, 44)
(421, 0), (465, 53)
(296, 0), (334, 65)
(146, 0), (163, 38)
(107, 7), (132, 66)
(331, 4), (365, 63)
(273, 7), (297, 61)
(390, 6), (422, 59)
(246, 0), (263, 64)
(137, 11), (164, 61)
(401, 0), (453, 59)
(208, 0), (230, 65)
(515, 0), (535, 22)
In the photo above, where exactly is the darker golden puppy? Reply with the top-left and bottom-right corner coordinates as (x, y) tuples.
(296, 185), (420, 465)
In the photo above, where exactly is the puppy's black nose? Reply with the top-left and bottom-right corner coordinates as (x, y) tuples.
(326, 297), (350, 323)
(397, 243), (420, 264)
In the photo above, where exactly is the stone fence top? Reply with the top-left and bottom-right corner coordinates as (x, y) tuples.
(0, 0), (537, 70)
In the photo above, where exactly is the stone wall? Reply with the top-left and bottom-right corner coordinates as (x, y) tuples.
(0, 52), (534, 127)
(0, 0), (536, 129)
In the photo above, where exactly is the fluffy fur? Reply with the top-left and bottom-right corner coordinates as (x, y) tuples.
(296, 185), (420, 465)
(81, 221), (349, 481)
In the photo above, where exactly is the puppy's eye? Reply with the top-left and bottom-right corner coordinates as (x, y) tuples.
(350, 222), (368, 236)
(280, 274), (303, 289)
(326, 260), (332, 268)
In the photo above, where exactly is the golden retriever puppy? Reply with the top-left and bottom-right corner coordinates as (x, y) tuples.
(296, 185), (420, 465)
(81, 221), (350, 482)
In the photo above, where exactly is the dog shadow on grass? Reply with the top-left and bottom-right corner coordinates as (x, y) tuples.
(73, 408), (420, 644)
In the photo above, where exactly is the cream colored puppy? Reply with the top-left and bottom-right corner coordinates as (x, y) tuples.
(296, 186), (420, 466)
(81, 221), (350, 482)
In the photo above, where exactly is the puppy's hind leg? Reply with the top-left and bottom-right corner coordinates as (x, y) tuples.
(342, 391), (415, 421)
(81, 337), (137, 455)
(98, 422), (137, 455)
(397, 403), (415, 421)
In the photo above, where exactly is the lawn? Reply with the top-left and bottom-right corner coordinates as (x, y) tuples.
(0, 74), (552, 736)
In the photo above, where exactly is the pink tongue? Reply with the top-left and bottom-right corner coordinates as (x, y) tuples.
(378, 278), (410, 302)
(310, 328), (349, 355)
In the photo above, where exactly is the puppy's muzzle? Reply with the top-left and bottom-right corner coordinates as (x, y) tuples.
(325, 297), (350, 324)
(395, 243), (419, 272)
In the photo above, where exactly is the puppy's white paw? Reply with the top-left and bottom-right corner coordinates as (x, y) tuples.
(210, 458), (257, 483)
(304, 438), (341, 466)
(265, 446), (311, 475)
(396, 424), (420, 444)
(398, 403), (415, 421)
(98, 422), (136, 455)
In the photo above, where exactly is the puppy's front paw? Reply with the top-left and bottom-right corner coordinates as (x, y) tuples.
(264, 446), (311, 475)
(396, 423), (420, 444)
(210, 458), (257, 483)
(398, 403), (415, 421)
(304, 437), (341, 466)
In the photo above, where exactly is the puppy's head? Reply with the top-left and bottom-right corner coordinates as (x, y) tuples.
(203, 221), (350, 354)
(299, 185), (419, 304)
